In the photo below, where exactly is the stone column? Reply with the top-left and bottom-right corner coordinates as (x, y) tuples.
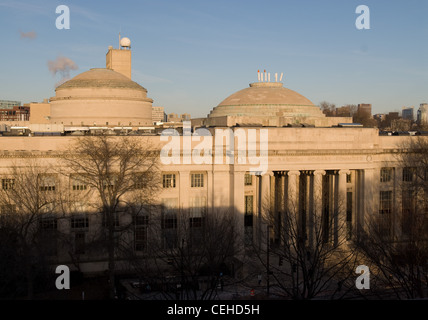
(261, 172), (273, 220)
(393, 167), (402, 238)
(311, 170), (325, 248)
(287, 170), (300, 216)
(363, 168), (375, 236)
(233, 170), (246, 245)
(338, 170), (351, 244)
(256, 171), (272, 249)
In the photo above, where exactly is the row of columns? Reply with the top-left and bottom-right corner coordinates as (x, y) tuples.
(253, 169), (354, 248)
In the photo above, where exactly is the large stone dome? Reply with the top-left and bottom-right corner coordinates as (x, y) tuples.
(208, 82), (324, 119)
(56, 68), (146, 91)
(49, 68), (153, 127)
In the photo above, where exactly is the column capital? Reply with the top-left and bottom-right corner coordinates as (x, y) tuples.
(313, 170), (326, 176)
(288, 170), (300, 177)
(257, 171), (273, 177)
(339, 169), (351, 175)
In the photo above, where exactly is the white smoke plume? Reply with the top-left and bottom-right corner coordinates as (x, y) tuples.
(20, 30), (37, 39)
(47, 56), (78, 87)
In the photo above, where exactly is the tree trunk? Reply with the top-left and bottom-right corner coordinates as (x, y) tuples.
(107, 210), (116, 299)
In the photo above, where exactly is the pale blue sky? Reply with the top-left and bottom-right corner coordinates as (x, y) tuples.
(0, 0), (427, 118)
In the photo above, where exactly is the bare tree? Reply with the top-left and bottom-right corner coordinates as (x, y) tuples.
(59, 135), (159, 299)
(319, 101), (336, 117)
(253, 192), (359, 300)
(353, 108), (377, 127)
(0, 158), (63, 299)
(356, 137), (428, 299)
(123, 207), (241, 300)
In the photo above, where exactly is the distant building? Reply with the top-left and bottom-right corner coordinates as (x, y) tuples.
(181, 113), (191, 121)
(152, 106), (167, 123)
(357, 103), (372, 116)
(402, 106), (414, 121)
(391, 119), (412, 131)
(167, 113), (179, 122)
(167, 113), (191, 122)
(374, 114), (386, 122)
(417, 103), (428, 126)
(0, 105), (30, 121)
(0, 100), (21, 109)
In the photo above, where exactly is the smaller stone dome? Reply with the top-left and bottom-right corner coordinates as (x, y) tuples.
(208, 82), (323, 119)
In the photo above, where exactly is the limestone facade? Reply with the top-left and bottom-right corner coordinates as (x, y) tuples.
(0, 128), (421, 273)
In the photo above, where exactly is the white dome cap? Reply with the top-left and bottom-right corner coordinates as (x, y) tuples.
(120, 37), (131, 47)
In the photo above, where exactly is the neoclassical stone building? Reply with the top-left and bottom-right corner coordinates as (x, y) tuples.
(0, 41), (424, 275)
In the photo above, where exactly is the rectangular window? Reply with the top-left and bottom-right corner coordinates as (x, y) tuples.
(191, 173), (204, 188)
(134, 215), (148, 252)
(134, 173), (146, 190)
(244, 173), (253, 186)
(346, 174), (352, 183)
(346, 192), (353, 239)
(162, 174), (176, 188)
(102, 175), (117, 190)
(1, 178), (15, 190)
(401, 190), (415, 235)
(71, 216), (89, 229)
(102, 212), (120, 228)
(190, 196), (206, 218)
(71, 175), (87, 191)
(75, 232), (86, 254)
(39, 217), (57, 230)
(379, 191), (392, 214)
(39, 175), (56, 192)
(380, 168), (393, 183)
(0, 204), (16, 227)
(161, 198), (178, 249)
(403, 167), (414, 182)
(39, 217), (58, 255)
(162, 215), (177, 250)
(244, 195), (254, 246)
(245, 195), (253, 216)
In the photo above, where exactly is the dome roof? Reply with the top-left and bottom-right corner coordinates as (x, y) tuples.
(218, 82), (314, 107)
(56, 68), (147, 92)
(208, 82), (323, 119)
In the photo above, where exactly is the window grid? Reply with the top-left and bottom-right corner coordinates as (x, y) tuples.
(134, 215), (149, 252)
(380, 168), (392, 183)
(403, 167), (414, 182)
(191, 173), (204, 188)
(39, 175), (56, 192)
(39, 218), (57, 230)
(75, 232), (86, 254)
(162, 174), (176, 188)
(1, 178), (15, 190)
(71, 175), (87, 191)
(244, 174), (253, 186)
(71, 216), (89, 229)
(346, 174), (351, 183)
(379, 191), (392, 214)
